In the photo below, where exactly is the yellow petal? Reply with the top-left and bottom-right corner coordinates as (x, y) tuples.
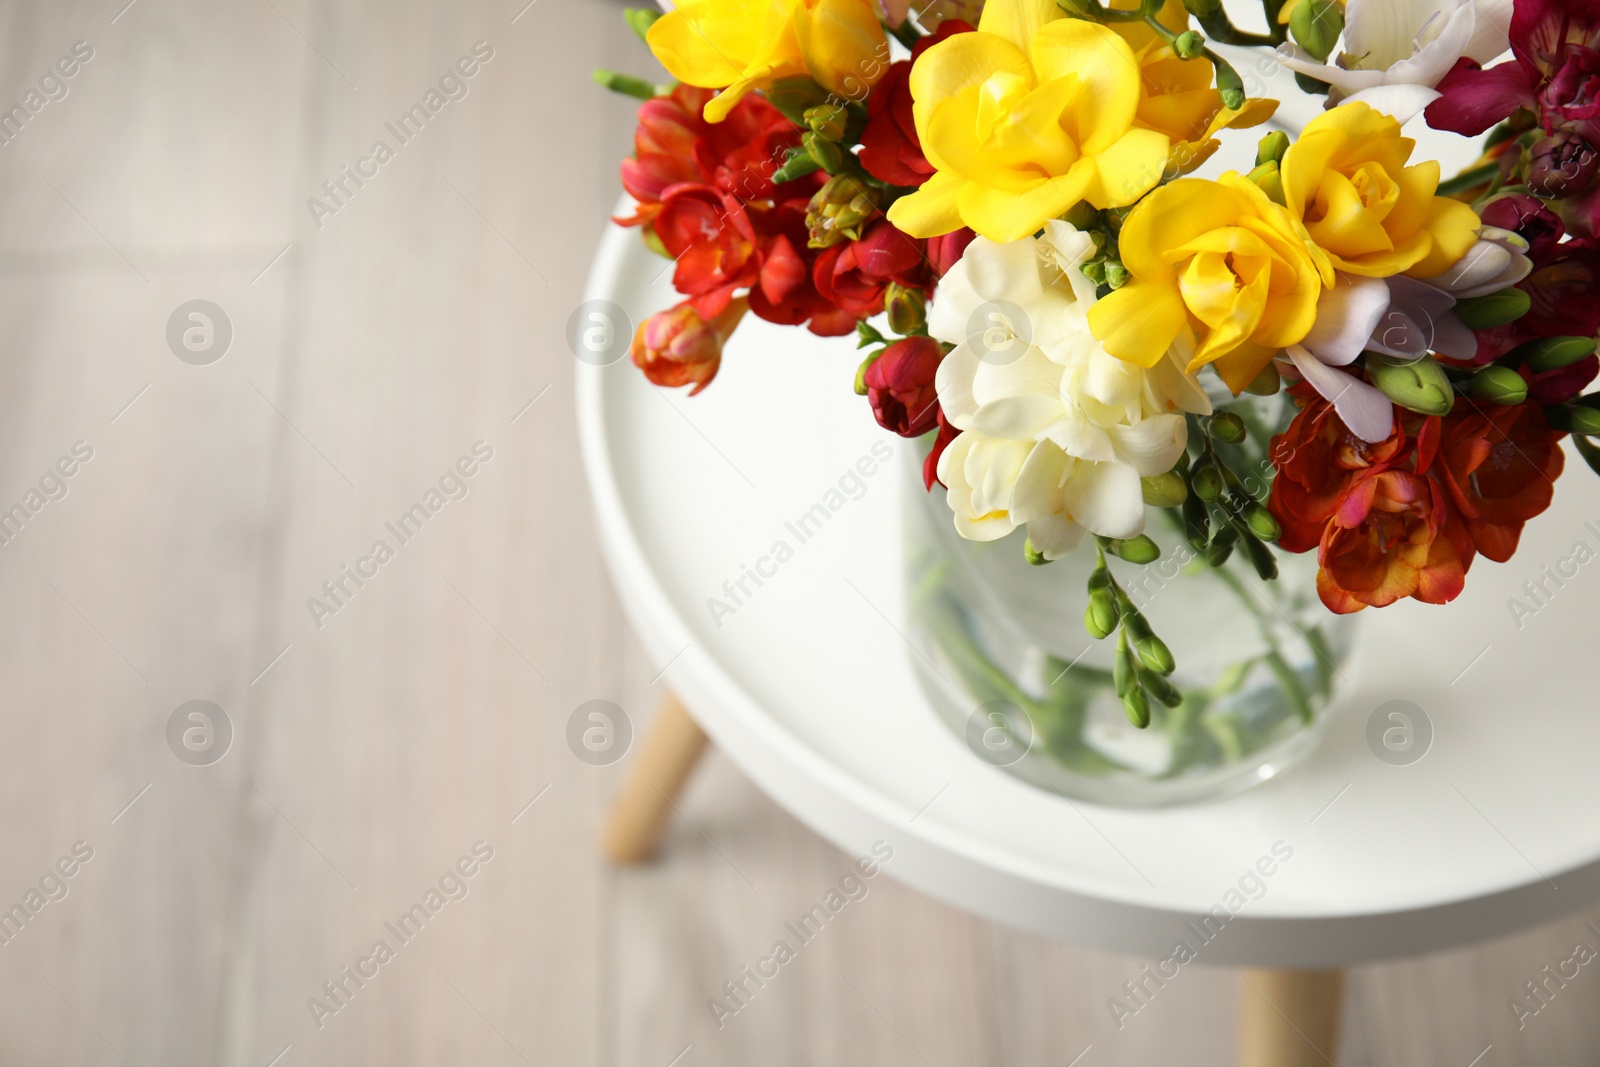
(1088, 282), (1188, 368)
(957, 171), (1091, 242)
(909, 29), (1034, 140)
(1079, 127), (1171, 208)
(1033, 21), (1141, 153)
(1407, 196), (1483, 278)
(886, 170), (967, 238)
(1116, 177), (1249, 278)
(976, 0), (1062, 53)
(1210, 341), (1278, 394)
(794, 0), (890, 100)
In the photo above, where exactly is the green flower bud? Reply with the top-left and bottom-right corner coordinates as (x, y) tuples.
(803, 131), (844, 175)
(1113, 631), (1137, 698)
(1182, 492), (1210, 551)
(1209, 411), (1246, 444)
(1143, 670), (1184, 709)
(1245, 161), (1285, 205)
(1112, 535), (1162, 564)
(1241, 531), (1278, 580)
(1080, 259), (1107, 285)
(854, 349), (882, 396)
(1192, 462), (1224, 502)
(1470, 365), (1528, 405)
(1062, 201), (1099, 230)
(1455, 288), (1532, 330)
(1367, 353), (1456, 416)
(1214, 59), (1246, 110)
(806, 173), (873, 248)
(804, 103), (849, 142)
(1256, 130), (1290, 167)
(886, 283), (927, 336)
(592, 69), (658, 101)
(765, 76), (829, 127)
(1244, 503), (1281, 542)
(1103, 259), (1130, 289)
(1290, 0), (1344, 62)
(1122, 686), (1152, 728)
(1141, 471), (1188, 508)
(1085, 587), (1119, 639)
(1244, 359), (1281, 396)
(1525, 336), (1598, 372)
(770, 149), (822, 185)
(1135, 633), (1175, 676)
(1173, 30), (1206, 60)
(1295, 71), (1332, 95)
(1206, 522), (1239, 567)
(1548, 403), (1600, 436)
(623, 8), (660, 41)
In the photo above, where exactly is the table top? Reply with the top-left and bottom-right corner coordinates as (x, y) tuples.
(578, 207), (1600, 968)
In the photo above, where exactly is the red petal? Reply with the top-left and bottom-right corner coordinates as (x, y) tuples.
(1425, 58), (1536, 136)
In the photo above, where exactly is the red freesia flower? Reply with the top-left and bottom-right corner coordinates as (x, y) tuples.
(630, 298), (748, 395)
(858, 20), (974, 188)
(927, 226), (977, 277)
(923, 407), (959, 490)
(616, 85), (808, 227)
(1426, 0), (1600, 150)
(1436, 400), (1566, 561)
(1315, 468), (1475, 613)
(865, 335), (946, 436)
(813, 219), (931, 318)
(1267, 390), (1411, 554)
(1269, 389), (1569, 613)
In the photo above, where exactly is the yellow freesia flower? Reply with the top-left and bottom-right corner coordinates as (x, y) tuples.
(647, 0), (888, 123)
(885, 0), (1171, 243)
(1087, 173), (1323, 393)
(1280, 101), (1480, 280)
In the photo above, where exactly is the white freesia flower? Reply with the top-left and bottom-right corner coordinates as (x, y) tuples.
(926, 223), (1212, 560)
(1277, 0), (1512, 122)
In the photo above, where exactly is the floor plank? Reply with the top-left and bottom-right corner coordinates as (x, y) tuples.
(2, 2), (1600, 1066)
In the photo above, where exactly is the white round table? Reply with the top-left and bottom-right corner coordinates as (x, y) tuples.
(577, 209), (1600, 972)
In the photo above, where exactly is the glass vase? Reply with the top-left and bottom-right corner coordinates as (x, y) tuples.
(904, 400), (1359, 807)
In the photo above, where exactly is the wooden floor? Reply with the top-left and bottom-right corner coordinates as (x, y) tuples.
(0, 1), (1598, 1064)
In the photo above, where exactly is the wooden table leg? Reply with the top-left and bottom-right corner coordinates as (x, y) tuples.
(1239, 968), (1344, 1067)
(601, 693), (711, 864)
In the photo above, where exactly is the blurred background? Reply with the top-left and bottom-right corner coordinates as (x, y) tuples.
(1, 1), (1599, 1064)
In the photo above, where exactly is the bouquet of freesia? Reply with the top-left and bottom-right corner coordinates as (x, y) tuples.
(595, 0), (1600, 728)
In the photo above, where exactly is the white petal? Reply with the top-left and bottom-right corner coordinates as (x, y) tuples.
(1461, 0), (1513, 64)
(1040, 408), (1119, 464)
(972, 344), (1062, 408)
(1340, 82), (1442, 121)
(963, 234), (1044, 305)
(969, 436), (1031, 516)
(1062, 461), (1145, 540)
(1025, 511), (1085, 560)
(1109, 415), (1189, 477)
(934, 342), (982, 429)
(1275, 44), (1387, 92)
(1367, 310), (1430, 358)
(1010, 441), (1068, 525)
(926, 264), (979, 344)
(1343, 0), (1444, 71)
(1303, 274), (1391, 366)
(1287, 345), (1395, 444)
(973, 393), (1063, 440)
(1385, 3), (1477, 87)
(1146, 339), (1213, 416)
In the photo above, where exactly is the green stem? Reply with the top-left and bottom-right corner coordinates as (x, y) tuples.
(1194, 10), (1277, 45)
(1438, 161), (1500, 198)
